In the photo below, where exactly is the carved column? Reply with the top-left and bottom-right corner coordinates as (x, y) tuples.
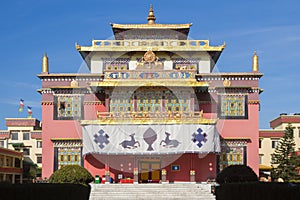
(161, 169), (167, 183)
(190, 170), (195, 182)
(105, 156), (110, 184)
(133, 168), (139, 183)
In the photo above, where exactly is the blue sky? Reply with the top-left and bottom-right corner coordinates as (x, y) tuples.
(0, 0), (299, 129)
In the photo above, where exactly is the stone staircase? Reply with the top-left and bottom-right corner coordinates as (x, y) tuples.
(89, 183), (216, 200)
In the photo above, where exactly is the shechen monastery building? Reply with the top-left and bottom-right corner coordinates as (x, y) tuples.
(38, 6), (263, 183)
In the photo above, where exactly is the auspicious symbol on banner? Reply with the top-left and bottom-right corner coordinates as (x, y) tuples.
(192, 128), (207, 148)
(160, 132), (180, 148)
(143, 128), (157, 151)
(94, 129), (110, 149)
(119, 133), (140, 149)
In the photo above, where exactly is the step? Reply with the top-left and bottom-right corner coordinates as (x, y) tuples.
(89, 183), (216, 200)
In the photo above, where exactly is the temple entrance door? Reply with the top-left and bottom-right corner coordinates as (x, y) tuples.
(139, 160), (161, 183)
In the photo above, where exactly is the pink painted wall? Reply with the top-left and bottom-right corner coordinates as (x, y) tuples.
(84, 153), (217, 182)
(165, 153), (216, 182)
(41, 104), (82, 178)
(217, 104), (260, 175)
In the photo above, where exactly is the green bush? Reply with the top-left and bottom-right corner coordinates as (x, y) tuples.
(216, 165), (258, 184)
(49, 165), (94, 186)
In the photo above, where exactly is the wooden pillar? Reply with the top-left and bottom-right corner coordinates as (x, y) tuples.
(190, 93), (195, 112)
(162, 93), (165, 112)
(190, 154), (195, 182)
(133, 156), (138, 183)
(105, 92), (110, 112)
(105, 156), (110, 184)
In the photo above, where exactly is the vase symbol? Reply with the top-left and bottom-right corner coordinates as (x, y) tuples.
(143, 128), (157, 151)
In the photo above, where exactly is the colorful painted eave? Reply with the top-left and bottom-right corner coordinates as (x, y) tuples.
(89, 80), (209, 87)
(75, 39), (226, 52)
(221, 137), (251, 141)
(81, 118), (218, 125)
(110, 23), (193, 29)
(50, 138), (82, 141)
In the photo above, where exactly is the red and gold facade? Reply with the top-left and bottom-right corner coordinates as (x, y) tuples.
(38, 6), (263, 182)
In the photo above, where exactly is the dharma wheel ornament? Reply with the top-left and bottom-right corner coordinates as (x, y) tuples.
(143, 50), (156, 63)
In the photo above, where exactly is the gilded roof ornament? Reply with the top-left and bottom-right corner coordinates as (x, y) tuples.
(252, 51), (259, 72)
(42, 53), (49, 74)
(147, 4), (156, 24)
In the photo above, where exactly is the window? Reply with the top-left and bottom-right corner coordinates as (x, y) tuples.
(57, 147), (81, 169)
(171, 165), (180, 171)
(219, 140), (246, 171)
(218, 95), (248, 119)
(272, 140), (279, 148)
(37, 141), (42, 148)
(0, 155), (4, 167)
(172, 58), (198, 70)
(298, 128), (300, 138)
(259, 139), (262, 148)
(54, 96), (84, 120)
(37, 156), (42, 164)
(104, 58), (129, 71)
(11, 132), (18, 140)
(15, 158), (21, 168)
(6, 157), (13, 167)
(23, 148), (30, 156)
(0, 141), (4, 147)
(23, 132), (30, 140)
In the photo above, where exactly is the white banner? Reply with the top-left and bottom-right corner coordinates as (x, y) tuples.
(82, 124), (220, 155)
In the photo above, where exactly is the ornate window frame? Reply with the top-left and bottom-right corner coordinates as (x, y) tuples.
(53, 95), (84, 120)
(218, 95), (248, 119)
(53, 139), (83, 170)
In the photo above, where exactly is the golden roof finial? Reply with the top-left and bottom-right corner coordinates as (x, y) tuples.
(252, 51), (259, 72)
(42, 52), (49, 74)
(147, 4), (156, 24)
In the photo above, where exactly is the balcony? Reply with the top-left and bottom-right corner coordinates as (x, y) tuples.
(80, 110), (218, 125)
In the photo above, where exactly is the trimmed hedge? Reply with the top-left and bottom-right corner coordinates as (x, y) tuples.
(215, 182), (300, 200)
(49, 165), (94, 186)
(216, 165), (258, 184)
(0, 182), (91, 200)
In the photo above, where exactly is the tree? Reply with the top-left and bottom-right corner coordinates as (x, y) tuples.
(49, 165), (94, 186)
(216, 165), (258, 184)
(271, 124), (299, 181)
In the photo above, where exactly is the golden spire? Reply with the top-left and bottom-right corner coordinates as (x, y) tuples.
(147, 4), (156, 24)
(42, 53), (49, 74)
(252, 51), (259, 72)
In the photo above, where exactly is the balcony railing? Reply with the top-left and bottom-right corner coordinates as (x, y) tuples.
(92, 40), (210, 48)
(76, 39), (225, 52)
(97, 110), (204, 120)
